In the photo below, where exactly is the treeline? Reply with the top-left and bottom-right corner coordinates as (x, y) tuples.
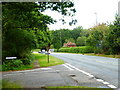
(51, 15), (120, 55)
(2, 2), (76, 67)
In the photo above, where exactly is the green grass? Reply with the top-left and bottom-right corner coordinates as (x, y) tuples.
(2, 79), (23, 89)
(55, 51), (120, 58)
(34, 53), (64, 67)
(47, 86), (113, 90)
(32, 49), (40, 52)
(85, 53), (120, 58)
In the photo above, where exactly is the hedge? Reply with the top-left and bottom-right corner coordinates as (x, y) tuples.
(56, 46), (94, 53)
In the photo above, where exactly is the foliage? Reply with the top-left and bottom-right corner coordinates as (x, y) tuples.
(51, 27), (84, 49)
(71, 26), (83, 42)
(2, 59), (23, 71)
(2, 60), (34, 71)
(86, 23), (110, 54)
(2, 2), (76, 65)
(107, 15), (120, 54)
(76, 36), (86, 46)
(57, 46), (94, 53)
(65, 38), (75, 43)
(2, 29), (36, 61)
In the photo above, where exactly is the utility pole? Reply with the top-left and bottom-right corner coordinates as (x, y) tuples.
(60, 31), (62, 47)
(94, 12), (98, 25)
(118, 1), (120, 17)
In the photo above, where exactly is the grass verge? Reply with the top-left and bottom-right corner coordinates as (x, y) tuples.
(85, 53), (120, 58)
(47, 86), (113, 90)
(2, 79), (23, 89)
(55, 52), (120, 58)
(33, 53), (64, 67)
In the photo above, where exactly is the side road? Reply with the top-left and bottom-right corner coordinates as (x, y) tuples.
(2, 63), (111, 88)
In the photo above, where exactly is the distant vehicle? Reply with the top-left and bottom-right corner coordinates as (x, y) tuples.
(38, 51), (41, 53)
(40, 49), (46, 54)
(49, 49), (54, 53)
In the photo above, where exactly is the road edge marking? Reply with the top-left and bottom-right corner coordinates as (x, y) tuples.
(65, 63), (117, 88)
(62, 64), (74, 70)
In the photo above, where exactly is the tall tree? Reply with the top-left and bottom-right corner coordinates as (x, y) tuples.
(71, 26), (83, 42)
(107, 15), (120, 54)
(2, 2), (76, 62)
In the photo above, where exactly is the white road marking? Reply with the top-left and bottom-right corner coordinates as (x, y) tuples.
(66, 63), (94, 78)
(65, 63), (117, 88)
(41, 68), (52, 70)
(102, 81), (110, 85)
(3, 73), (23, 76)
(63, 64), (74, 70)
(96, 79), (104, 82)
(107, 85), (117, 88)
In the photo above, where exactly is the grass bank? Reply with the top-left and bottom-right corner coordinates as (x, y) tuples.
(34, 53), (64, 67)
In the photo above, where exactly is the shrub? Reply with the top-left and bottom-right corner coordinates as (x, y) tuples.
(57, 46), (94, 53)
(22, 53), (34, 65)
(2, 59), (23, 71)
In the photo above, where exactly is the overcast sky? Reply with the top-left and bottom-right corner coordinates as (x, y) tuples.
(42, 0), (120, 30)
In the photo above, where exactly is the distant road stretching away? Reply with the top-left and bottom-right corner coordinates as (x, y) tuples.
(51, 53), (119, 87)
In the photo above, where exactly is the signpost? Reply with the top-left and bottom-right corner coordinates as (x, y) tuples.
(45, 52), (50, 63)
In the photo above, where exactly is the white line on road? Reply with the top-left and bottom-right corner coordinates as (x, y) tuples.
(65, 63), (117, 88)
(107, 85), (117, 88)
(62, 64), (74, 70)
(66, 63), (94, 78)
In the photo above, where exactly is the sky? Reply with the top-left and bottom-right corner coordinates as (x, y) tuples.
(42, 0), (120, 30)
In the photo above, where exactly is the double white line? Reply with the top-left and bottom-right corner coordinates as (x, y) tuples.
(63, 63), (94, 78)
(63, 63), (117, 88)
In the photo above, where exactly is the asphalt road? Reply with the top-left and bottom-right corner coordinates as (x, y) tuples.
(50, 53), (119, 88)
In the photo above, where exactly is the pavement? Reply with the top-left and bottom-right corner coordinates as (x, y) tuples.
(2, 63), (110, 88)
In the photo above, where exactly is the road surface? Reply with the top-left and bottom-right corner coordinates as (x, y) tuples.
(50, 53), (119, 88)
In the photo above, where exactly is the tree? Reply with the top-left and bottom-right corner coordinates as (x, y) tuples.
(86, 23), (109, 54)
(71, 26), (83, 42)
(76, 36), (86, 46)
(107, 15), (120, 55)
(65, 38), (75, 43)
(2, 2), (76, 63)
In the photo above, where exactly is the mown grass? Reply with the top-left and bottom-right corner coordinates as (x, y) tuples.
(2, 79), (23, 89)
(55, 51), (120, 58)
(47, 86), (113, 90)
(85, 53), (120, 58)
(32, 49), (40, 52)
(34, 53), (64, 67)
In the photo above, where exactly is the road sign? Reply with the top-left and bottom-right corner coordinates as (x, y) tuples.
(45, 52), (50, 55)
(6, 57), (17, 59)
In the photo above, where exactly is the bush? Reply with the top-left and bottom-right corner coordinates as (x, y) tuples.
(2, 59), (23, 71)
(22, 53), (34, 65)
(57, 46), (94, 53)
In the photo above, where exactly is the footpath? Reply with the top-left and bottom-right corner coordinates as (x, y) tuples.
(2, 63), (111, 88)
